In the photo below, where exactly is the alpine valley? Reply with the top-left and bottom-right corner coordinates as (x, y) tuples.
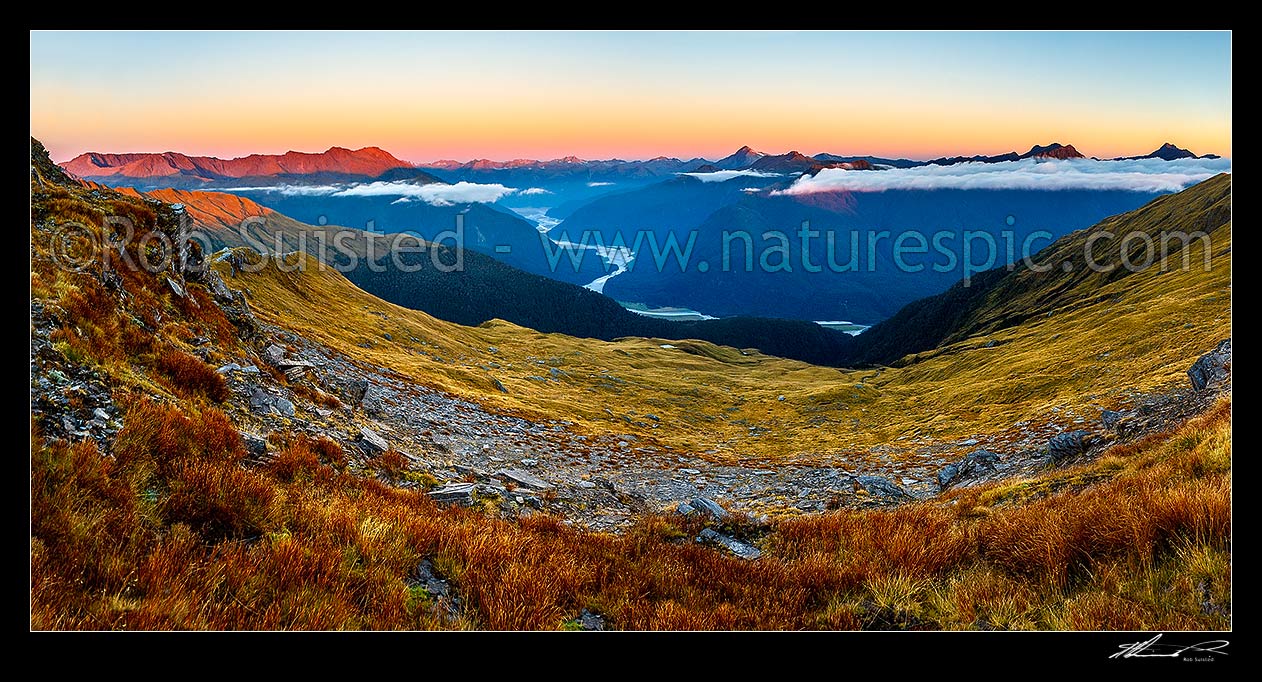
(30, 28), (1232, 634)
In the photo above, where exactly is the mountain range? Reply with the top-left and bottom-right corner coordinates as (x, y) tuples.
(64, 141), (1222, 189)
(55, 140), (1225, 328)
(62, 146), (420, 185)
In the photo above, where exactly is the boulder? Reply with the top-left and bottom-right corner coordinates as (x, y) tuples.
(936, 463), (961, 490)
(1188, 339), (1232, 391)
(248, 387), (294, 417)
(855, 475), (914, 500)
(1101, 410), (1125, 429)
(165, 276), (187, 298)
(675, 502), (697, 516)
(273, 397), (296, 418)
(240, 432), (269, 459)
(345, 379), (371, 410)
(688, 497), (729, 520)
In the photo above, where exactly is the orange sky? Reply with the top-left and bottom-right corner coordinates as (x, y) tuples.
(30, 31), (1232, 162)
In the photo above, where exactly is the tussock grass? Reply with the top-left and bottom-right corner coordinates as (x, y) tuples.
(32, 396), (1231, 630)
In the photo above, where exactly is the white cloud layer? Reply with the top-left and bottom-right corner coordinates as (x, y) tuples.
(587, 181), (615, 187)
(774, 158), (1232, 195)
(335, 181), (517, 206)
(678, 169), (784, 183)
(520, 187), (552, 195)
(223, 180), (523, 206)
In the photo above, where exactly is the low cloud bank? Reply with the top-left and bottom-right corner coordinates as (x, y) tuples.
(224, 180), (525, 206)
(774, 157), (1231, 195)
(678, 169), (783, 183)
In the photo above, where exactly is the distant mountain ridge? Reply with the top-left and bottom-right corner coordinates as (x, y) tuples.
(1113, 142), (1222, 161)
(928, 142), (1085, 166)
(63, 146), (413, 182)
(63, 141), (1222, 189)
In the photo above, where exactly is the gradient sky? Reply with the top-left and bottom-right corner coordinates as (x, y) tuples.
(30, 30), (1231, 163)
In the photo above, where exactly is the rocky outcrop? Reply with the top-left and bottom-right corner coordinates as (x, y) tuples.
(855, 475), (914, 500)
(1047, 430), (1091, 463)
(937, 449), (1002, 490)
(1188, 339), (1232, 391)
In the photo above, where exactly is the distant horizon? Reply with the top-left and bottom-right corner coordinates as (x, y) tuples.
(31, 30), (1231, 163)
(43, 140), (1229, 166)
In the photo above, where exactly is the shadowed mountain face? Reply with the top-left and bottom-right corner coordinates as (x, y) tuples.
(560, 177), (1166, 323)
(145, 186), (859, 366)
(843, 173), (1231, 365)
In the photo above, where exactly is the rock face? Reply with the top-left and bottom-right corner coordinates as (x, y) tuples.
(855, 475), (914, 500)
(696, 528), (762, 560)
(937, 449), (1002, 490)
(1101, 410), (1125, 429)
(428, 482), (476, 506)
(204, 271), (235, 302)
(495, 468), (553, 492)
(688, 497), (729, 520)
(1047, 430), (1091, 463)
(1188, 339), (1232, 391)
(359, 427), (389, 455)
(345, 379), (371, 411)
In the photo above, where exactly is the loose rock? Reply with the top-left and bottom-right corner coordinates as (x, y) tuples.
(359, 426), (389, 455)
(496, 468), (554, 491)
(696, 528), (761, 560)
(428, 482), (476, 506)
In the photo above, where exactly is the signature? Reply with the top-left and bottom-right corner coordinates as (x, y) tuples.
(1111, 634), (1229, 660)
